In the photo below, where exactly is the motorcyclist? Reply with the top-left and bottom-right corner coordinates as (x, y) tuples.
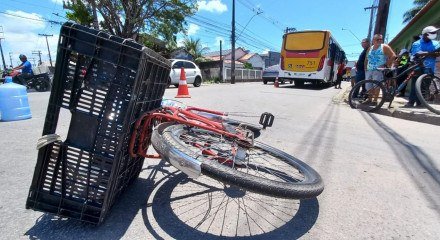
(11, 54), (34, 85)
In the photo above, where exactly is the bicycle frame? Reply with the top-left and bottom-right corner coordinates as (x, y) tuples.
(365, 60), (424, 102)
(128, 106), (251, 158)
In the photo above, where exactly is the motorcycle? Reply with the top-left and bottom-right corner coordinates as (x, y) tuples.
(1, 69), (52, 92)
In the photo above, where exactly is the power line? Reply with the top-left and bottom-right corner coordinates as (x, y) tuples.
(0, 11), (63, 25)
(236, 0), (286, 31)
(5, 0), (64, 13)
(190, 13), (280, 51)
(187, 18), (278, 51)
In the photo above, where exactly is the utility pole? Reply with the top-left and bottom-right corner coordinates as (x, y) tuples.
(32, 50), (42, 65)
(39, 34), (53, 67)
(0, 26), (6, 71)
(374, 0), (391, 38)
(220, 40), (223, 82)
(28, 58), (36, 66)
(231, 0), (236, 84)
(9, 52), (13, 67)
(365, 4), (378, 42)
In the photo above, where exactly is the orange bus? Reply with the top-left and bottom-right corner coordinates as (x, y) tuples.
(280, 30), (346, 87)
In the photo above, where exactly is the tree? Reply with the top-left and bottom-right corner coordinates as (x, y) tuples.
(182, 37), (209, 64)
(243, 62), (253, 69)
(403, 0), (430, 24)
(65, 0), (197, 40)
(65, 1), (94, 26)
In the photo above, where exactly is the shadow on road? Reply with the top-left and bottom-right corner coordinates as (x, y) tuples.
(362, 112), (440, 215)
(263, 82), (332, 91)
(24, 158), (320, 240)
(142, 165), (320, 240)
(24, 173), (155, 240)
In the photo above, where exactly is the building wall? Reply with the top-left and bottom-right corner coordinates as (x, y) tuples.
(389, 1), (440, 52)
(389, 1), (440, 76)
(266, 51), (281, 68)
(247, 55), (264, 69)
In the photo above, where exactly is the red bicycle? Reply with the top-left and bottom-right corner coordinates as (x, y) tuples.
(128, 100), (324, 199)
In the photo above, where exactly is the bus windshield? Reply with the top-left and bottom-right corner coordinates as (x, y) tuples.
(284, 32), (326, 51)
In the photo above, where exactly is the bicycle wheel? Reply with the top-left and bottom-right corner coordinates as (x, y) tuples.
(152, 123), (324, 199)
(348, 80), (387, 112)
(222, 118), (262, 137)
(416, 74), (440, 115)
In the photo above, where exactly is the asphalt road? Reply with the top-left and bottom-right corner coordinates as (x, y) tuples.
(1, 81), (439, 239)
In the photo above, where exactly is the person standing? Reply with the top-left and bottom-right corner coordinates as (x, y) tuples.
(335, 60), (345, 89)
(350, 63), (357, 87)
(353, 38), (370, 97)
(394, 49), (410, 97)
(405, 26), (440, 107)
(364, 34), (396, 104)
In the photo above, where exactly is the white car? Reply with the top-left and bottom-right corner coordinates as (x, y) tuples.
(168, 59), (203, 87)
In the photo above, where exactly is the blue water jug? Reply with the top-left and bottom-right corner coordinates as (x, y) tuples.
(0, 76), (32, 121)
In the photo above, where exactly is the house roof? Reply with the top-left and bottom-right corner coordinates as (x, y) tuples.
(239, 53), (255, 61)
(206, 56), (222, 61)
(204, 49), (232, 57)
(204, 47), (247, 57)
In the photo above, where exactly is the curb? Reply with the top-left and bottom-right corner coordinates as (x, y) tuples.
(335, 84), (440, 126)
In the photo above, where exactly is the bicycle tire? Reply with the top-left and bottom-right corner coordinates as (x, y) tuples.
(152, 123), (324, 199)
(348, 79), (386, 112)
(415, 74), (440, 115)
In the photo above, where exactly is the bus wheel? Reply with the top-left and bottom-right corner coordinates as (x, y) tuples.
(294, 80), (304, 87)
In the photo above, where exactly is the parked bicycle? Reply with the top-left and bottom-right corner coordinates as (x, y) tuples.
(415, 69), (440, 115)
(128, 100), (324, 199)
(348, 49), (440, 114)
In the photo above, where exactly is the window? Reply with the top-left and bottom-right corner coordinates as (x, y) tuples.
(172, 61), (184, 69)
(183, 61), (196, 69)
(284, 32), (326, 51)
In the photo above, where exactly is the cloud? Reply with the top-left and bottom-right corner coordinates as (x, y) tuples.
(51, 0), (64, 5)
(214, 36), (226, 47)
(197, 0), (228, 13)
(261, 49), (269, 54)
(176, 38), (185, 48)
(2, 11), (46, 33)
(187, 24), (200, 36)
(0, 10), (59, 66)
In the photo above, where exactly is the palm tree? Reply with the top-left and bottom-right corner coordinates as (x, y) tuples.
(403, 0), (430, 24)
(182, 37), (209, 64)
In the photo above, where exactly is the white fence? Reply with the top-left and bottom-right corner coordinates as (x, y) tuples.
(223, 67), (262, 81)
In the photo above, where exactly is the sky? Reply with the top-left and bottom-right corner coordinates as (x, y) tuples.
(0, 0), (416, 67)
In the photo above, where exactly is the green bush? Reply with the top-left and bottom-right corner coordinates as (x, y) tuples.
(204, 77), (222, 84)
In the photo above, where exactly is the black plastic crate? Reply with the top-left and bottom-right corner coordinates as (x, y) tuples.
(26, 23), (170, 224)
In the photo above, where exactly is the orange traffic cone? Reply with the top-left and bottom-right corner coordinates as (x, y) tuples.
(175, 67), (191, 98)
(274, 77), (279, 88)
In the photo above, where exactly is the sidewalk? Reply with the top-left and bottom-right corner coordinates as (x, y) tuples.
(334, 83), (440, 126)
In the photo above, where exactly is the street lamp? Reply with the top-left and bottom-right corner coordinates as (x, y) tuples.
(342, 28), (361, 42)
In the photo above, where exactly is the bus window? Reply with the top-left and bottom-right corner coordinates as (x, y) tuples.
(285, 32), (326, 51)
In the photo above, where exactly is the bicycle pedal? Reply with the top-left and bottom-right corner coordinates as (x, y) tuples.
(259, 112), (274, 129)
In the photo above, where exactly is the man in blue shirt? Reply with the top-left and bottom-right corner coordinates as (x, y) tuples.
(352, 38), (370, 97)
(406, 26), (440, 107)
(12, 54), (33, 85)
